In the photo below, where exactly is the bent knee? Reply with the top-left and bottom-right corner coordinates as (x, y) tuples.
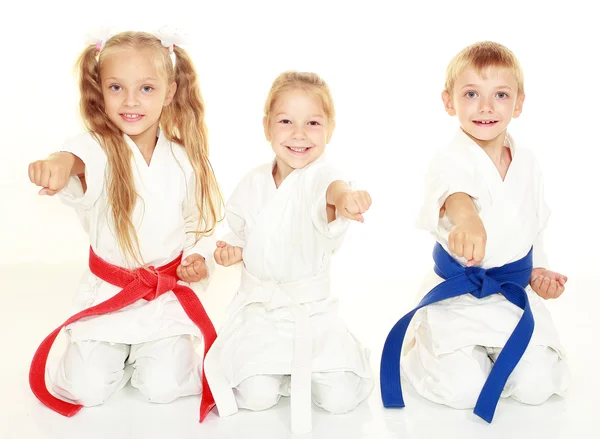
(312, 372), (372, 414)
(234, 375), (283, 411)
(54, 343), (128, 406)
(430, 349), (491, 409)
(438, 372), (487, 409)
(132, 362), (201, 403)
(129, 337), (203, 403)
(54, 368), (120, 406)
(509, 347), (568, 405)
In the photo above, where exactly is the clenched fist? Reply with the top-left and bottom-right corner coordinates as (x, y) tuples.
(448, 214), (487, 267)
(177, 254), (209, 283)
(214, 241), (243, 267)
(334, 190), (372, 223)
(28, 152), (76, 196)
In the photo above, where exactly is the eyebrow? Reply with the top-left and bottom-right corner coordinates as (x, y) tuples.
(103, 77), (159, 82)
(460, 83), (513, 91)
(274, 113), (325, 118)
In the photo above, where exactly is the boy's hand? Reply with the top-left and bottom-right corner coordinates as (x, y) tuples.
(530, 268), (567, 299)
(214, 241), (243, 267)
(177, 254), (209, 283)
(335, 190), (372, 223)
(28, 152), (75, 196)
(448, 214), (487, 266)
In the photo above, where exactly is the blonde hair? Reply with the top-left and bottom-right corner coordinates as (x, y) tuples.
(76, 31), (222, 267)
(263, 71), (335, 127)
(445, 41), (524, 95)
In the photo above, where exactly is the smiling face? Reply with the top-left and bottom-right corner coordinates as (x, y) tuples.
(100, 47), (176, 144)
(264, 88), (333, 179)
(442, 66), (525, 144)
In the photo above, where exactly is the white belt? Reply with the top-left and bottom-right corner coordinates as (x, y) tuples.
(205, 267), (330, 434)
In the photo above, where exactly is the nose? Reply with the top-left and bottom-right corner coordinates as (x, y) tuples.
(478, 95), (493, 113)
(124, 90), (139, 108)
(292, 124), (306, 140)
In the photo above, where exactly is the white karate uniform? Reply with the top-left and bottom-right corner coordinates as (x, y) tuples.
(49, 129), (215, 406)
(402, 129), (569, 409)
(204, 155), (373, 433)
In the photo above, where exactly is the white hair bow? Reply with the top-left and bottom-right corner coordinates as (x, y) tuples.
(84, 25), (187, 55)
(153, 25), (188, 54)
(84, 26), (119, 52)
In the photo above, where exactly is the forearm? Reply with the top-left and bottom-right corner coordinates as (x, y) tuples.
(326, 180), (352, 207)
(50, 152), (85, 176)
(443, 192), (479, 224)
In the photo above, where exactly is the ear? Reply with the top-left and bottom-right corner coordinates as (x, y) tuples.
(326, 120), (336, 143)
(263, 116), (271, 142)
(164, 81), (177, 106)
(513, 93), (525, 118)
(442, 90), (456, 116)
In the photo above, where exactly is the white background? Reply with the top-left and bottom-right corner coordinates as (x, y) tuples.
(1, 1), (598, 438)
(2, 0), (599, 275)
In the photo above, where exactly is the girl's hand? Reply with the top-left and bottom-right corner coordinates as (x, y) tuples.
(28, 152), (76, 195)
(177, 253), (209, 283)
(335, 190), (372, 223)
(214, 241), (243, 267)
(530, 268), (567, 299)
(448, 214), (487, 267)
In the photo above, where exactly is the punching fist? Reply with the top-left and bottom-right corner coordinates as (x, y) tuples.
(448, 214), (487, 267)
(335, 190), (372, 223)
(28, 152), (77, 196)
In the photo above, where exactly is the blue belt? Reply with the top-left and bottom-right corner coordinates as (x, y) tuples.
(380, 243), (534, 422)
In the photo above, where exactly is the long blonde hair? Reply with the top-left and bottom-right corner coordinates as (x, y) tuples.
(76, 31), (222, 266)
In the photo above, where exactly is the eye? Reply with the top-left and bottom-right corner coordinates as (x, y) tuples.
(278, 119), (291, 124)
(496, 92), (509, 99)
(465, 91), (478, 99)
(142, 85), (154, 93)
(308, 121), (321, 126)
(109, 84), (122, 92)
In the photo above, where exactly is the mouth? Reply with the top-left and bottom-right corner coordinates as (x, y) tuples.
(285, 145), (312, 156)
(473, 119), (499, 127)
(120, 113), (144, 122)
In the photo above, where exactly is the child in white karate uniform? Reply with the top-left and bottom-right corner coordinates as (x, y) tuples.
(28, 28), (222, 419)
(204, 71), (374, 434)
(401, 41), (569, 411)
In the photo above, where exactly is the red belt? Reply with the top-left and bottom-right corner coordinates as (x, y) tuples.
(29, 247), (217, 421)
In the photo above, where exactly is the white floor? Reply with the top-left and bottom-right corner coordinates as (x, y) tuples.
(1, 261), (597, 439)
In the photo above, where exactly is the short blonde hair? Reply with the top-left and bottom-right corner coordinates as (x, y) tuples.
(264, 71), (335, 126)
(445, 41), (524, 95)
